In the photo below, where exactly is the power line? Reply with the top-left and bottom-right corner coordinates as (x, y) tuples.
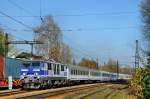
(7, 33), (28, 41)
(0, 12), (137, 18)
(0, 11), (137, 18)
(63, 35), (97, 60)
(7, 0), (42, 22)
(0, 15), (40, 18)
(0, 10), (32, 29)
(54, 11), (137, 17)
(39, 0), (44, 22)
(7, 0), (34, 16)
(1, 26), (138, 32)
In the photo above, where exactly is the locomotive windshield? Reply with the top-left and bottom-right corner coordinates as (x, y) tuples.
(32, 62), (40, 68)
(22, 62), (30, 68)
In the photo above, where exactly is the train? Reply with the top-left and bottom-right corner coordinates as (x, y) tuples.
(0, 57), (22, 88)
(20, 59), (131, 89)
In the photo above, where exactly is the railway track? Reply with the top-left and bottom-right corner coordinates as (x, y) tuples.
(77, 84), (129, 99)
(1, 83), (105, 99)
(0, 89), (32, 97)
(0, 90), (27, 97)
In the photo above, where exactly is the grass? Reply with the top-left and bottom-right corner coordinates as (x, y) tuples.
(65, 83), (136, 99)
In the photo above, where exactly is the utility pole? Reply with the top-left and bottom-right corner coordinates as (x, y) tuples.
(4, 33), (11, 90)
(116, 60), (119, 79)
(135, 40), (139, 71)
(4, 33), (8, 76)
(4, 33), (8, 57)
(96, 58), (99, 69)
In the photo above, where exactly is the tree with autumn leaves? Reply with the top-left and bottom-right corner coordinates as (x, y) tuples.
(79, 58), (98, 69)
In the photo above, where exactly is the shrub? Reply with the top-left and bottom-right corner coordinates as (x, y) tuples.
(130, 68), (150, 99)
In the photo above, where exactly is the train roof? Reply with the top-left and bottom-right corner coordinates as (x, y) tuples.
(20, 59), (131, 76)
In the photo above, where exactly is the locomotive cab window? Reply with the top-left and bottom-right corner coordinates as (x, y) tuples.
(48, 63), (52, 70)
(23, 62), (30, 68)
(61, 65), (64, 71)
(32, 62), (40, 68)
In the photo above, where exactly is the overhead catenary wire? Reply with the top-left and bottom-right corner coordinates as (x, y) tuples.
(7, 0), (34, 16)
(0, 10), (97, 61)
(1, 26), (139, 32)
(39, 0), (44, 22)
(7, 0), (43, 23)
(63, 35), (97, 59)
(0, 9), (104, 61)
(0, 10), (32, 29)
(0, 11), (138, 18)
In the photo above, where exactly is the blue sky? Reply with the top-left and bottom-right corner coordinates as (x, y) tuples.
(0, 0), (142, 66)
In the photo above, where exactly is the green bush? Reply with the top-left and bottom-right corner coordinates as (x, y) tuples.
(130, 68), (150, 99)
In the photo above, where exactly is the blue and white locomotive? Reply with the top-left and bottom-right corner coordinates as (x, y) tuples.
(20, 59), (131, 89)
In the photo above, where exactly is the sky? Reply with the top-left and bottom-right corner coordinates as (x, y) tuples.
(0, 0), (142, 67)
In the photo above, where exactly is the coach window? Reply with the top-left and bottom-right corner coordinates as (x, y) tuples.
(78, 71), (80, 75)
(77, 70), (79, 75)
(79, 70), (81, 75)
(71, 69), (73, 74)
(76, 70), (78, 75)
(61, 65), (64, 71)
(102, 73), (106, 77)
(54, 64), (57, 75)
(48, 63), (52, 70)
(74, 70), (76, 75)
(83, 71), (85, 75)
(73, 70), (75, 75)
(57, 64), (60, 74)
(72, 70), (74, 75)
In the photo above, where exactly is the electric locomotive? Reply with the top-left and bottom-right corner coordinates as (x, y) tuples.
(20, 60), (68, 89)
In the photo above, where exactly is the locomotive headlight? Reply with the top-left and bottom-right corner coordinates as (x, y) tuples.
(23, 73), (26, 76)
(34, 72), (38, 76)
(37, 76), (40, 79)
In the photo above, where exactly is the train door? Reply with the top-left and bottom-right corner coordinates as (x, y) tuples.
(43, 62), (48, 75)
(54, 64), (57, 75)
(56, 64), (60, 75)
(60, 65), (65, 77)
(64, 65), (67, 77)
(48, 62), (53, 76)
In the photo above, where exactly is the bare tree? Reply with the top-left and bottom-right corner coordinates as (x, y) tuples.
(60, 42), (72, 64)
(33, 16), (62, 60)
(33, 16), (72, 63)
